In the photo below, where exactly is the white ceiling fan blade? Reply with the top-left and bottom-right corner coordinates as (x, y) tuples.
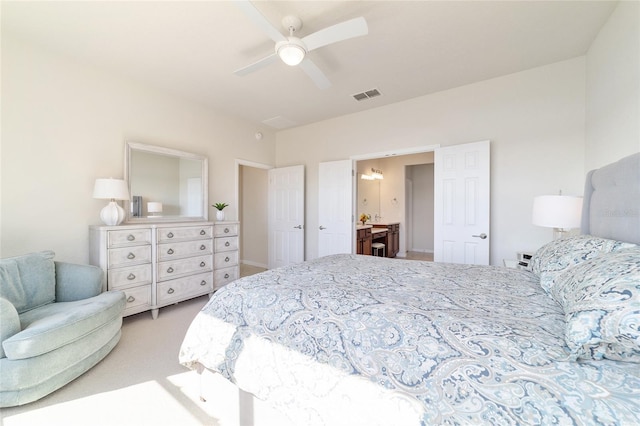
(299, 58), (331, 90)
(234, 0), (287, 43)
(302, 17), (368, 52)
(234, 53), (278, 76)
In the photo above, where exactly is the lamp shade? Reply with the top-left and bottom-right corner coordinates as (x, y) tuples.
(532, 195), (583, 229)
(147, 202), (163, 213)
(93, 178), (130, 200)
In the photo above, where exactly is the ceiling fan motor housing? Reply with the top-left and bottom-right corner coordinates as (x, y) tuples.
(281, 15), (303, 33)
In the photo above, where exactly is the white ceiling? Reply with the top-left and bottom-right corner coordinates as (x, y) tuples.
(2, 1), (617, 130)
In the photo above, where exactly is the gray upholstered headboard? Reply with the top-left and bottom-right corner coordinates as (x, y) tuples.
(581, 152), (640, 244)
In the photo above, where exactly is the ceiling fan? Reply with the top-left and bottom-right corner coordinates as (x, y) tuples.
(233, 0), (368, 89)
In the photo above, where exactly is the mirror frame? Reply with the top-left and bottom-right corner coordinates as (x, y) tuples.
(124, 141), (208, 223)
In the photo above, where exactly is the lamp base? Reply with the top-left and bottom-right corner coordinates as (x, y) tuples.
(553, 228), (570, 240)
(100, 201), (125, 226)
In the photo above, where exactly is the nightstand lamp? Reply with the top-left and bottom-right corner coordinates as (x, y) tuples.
(93, 178), (130, 226)
(532, 193), (583, 240)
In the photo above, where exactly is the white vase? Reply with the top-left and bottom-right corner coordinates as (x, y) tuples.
(216, 210), (225, 221)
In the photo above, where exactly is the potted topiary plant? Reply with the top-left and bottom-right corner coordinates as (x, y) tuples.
(213, 202), (229, 221)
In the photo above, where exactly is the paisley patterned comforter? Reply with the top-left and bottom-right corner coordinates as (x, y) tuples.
(179, 254), (640, 425)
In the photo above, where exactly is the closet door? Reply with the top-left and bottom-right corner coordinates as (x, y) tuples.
(268, 165), (305, 269)
(318, 160), (354, 257)
(434, 140), (490, 265)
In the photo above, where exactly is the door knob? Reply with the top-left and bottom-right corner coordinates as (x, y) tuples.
(472, 233), (488, 239)
(319, 226), (326, 230)
(293, 225), (303, 229)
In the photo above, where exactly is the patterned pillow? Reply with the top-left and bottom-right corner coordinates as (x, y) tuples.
(530, 235), (636, 294)
(552, 247), (640, 362)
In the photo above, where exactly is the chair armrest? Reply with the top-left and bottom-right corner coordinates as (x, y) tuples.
(55, 261), (103, 302)
(1, 297), (21, 358)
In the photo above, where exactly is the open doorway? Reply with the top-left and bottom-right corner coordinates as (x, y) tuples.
(236, 161), (270, 277)
(354, 150), (435, 259)
(405, 163), (434, 260)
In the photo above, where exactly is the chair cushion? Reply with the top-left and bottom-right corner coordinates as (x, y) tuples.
(2, 291), (125, 360)
(0, 251), (55, 314)
(0, 298), (20, 358)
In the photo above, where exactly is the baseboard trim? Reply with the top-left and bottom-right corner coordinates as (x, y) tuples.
(241, 260), (268, 269)
(409, 248), (434, 254)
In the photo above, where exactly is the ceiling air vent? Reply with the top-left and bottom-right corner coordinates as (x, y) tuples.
(352, 88), (381, 102)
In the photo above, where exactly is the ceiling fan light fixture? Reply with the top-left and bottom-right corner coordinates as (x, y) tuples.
(276, 38), (306, 66)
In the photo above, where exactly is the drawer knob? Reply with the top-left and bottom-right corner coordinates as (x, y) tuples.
(167, 288), (175, 294)
(200, 261), (206, 267)
(224, 273), (230, 279)
(225, 256), (230, 262)
(225, 241), (230, 247)
(200, 229), (206, 235)
(127, 234), (135, 241)
(200, 280), (207, 286)
(167, 248), (174, 255)
(127, 296), (135, 303)
(127, 252), (136, 260)
(167, 232), (174, 238)
(127, 273), (136, 280)
(224, 228), (230, 234)
(200, 245), (206, 250)
(167, 267), (174, 273)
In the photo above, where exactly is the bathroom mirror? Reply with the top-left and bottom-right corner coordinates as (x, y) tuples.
(124, 142), (208, 223)
(357, 170), (380, 221)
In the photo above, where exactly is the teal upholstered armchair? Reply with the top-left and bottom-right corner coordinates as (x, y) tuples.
(0, 251), (125, 407)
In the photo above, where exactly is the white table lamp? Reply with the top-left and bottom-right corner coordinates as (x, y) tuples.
(93, 178), (130, 226)
(147, 202), (163, 216)
(532, 194), (583, 239)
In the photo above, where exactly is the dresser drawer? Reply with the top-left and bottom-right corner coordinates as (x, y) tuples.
(214, 251), (238, 269)
(108, 245), (152, 268)
(108, 228), (152, 248)
(122, 284), (152, 313)
(214, 266), (238, 290)
(214, 236), (238, 253)
(157, 254), (212, 281)
(107, 264), (152, 290)
(156, 272), (213, 305)
(158, 240), (213, 261)
(213, 223), (238, 237)
(157, 225), (213, 242)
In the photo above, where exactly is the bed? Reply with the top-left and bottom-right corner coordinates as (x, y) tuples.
(179, 152), (640, 425)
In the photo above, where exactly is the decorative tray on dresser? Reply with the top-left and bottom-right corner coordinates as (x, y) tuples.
(90, 221), (233, 319)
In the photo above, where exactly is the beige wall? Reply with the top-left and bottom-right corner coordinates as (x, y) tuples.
(585, 1), (640, 171)
(277, 58), (587, 265)
(2, 3), (637, 267)
(1, 36), (276, 263)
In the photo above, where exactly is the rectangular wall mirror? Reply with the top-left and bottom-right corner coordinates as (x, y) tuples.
(125, 142), (208, 223)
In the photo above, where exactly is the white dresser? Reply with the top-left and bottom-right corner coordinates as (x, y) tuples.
(90, 221), (226, 319)
(213, 221), (240, 291)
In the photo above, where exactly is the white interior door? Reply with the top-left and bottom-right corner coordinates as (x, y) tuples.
(434, 140), (490, 265)
(318, 160), (354, 257)
(268, 165), (305, 269)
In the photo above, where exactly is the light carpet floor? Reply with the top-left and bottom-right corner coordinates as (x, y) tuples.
(0, 295), (291, 426)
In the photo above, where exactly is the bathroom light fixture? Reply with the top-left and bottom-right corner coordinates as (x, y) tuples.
(371, 168), (384, 179)
(360, 173), (375, 180)
(93, 178), (130, 226)
(532, 192), (583, 239)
